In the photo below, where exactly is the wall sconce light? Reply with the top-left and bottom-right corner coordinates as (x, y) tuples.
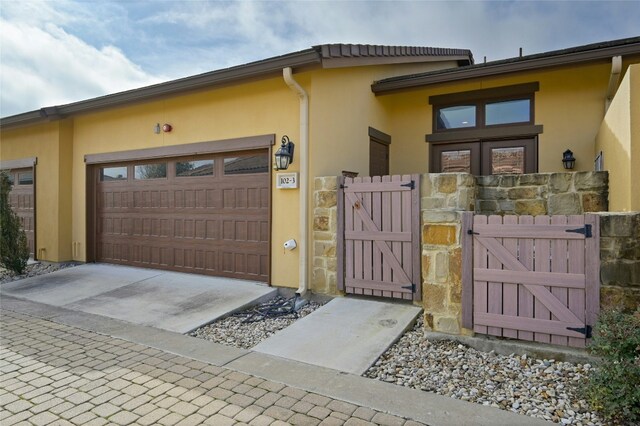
(562, 149), (576, 169)
(274, 135), (295, 170)
(154, 123), (161, 134)
(162, 124), (172, 133)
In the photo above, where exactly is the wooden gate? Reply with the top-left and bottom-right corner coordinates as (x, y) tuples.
(337, 175), (420, 301)
(462, 213), (599, 348)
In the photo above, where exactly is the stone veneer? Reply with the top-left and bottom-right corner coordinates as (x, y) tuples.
(311, 176), (338, 295)
(598, 212), (640, 312)
(475, 171), (609, 216)
(420, 173), (475, 335)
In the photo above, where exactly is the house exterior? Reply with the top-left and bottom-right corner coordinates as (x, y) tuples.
(1, 37), (639, 326)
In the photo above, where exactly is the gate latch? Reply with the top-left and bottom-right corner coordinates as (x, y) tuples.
(401, 283), (416, 293)
(566, 325), (592, 338)
(566, 224), (592, 238)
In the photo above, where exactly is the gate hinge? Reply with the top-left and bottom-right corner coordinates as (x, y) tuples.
(401, 283), (416, 293)
(566, 224), (592, 238)
(566, 325), (592, 338)
(467, 229), (479, 235)
(401, 181), (415, 189)
(340, 184), (347, 189)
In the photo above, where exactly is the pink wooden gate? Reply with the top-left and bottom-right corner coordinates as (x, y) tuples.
(337, 175), (420, 301)
(462, 213), (600, 348)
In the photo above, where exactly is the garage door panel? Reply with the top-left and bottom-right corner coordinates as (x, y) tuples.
(95, 151), (270, 281)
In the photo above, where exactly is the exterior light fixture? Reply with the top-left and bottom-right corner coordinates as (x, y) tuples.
(562, 149), (576, 169)
(154, 123), (161, 134)
(274, 135), (295, 170)
(162, 124), (172, 133)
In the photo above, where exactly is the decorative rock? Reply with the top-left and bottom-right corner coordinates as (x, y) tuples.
(365, 317), (604, 425)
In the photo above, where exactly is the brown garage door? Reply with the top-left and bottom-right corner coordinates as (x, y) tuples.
(94, 150), (270, 281)
(5, 168), (36, 258)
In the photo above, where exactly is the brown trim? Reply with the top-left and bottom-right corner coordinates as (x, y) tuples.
(368, 127), (391, 145)
(372, 38), (640, 94)
(85, 134), (275, 165)
(85, 164), (97, 262)
(426, 124), (543, 143)
(0, 157), (37, 170)
(429, 82), (539, 105)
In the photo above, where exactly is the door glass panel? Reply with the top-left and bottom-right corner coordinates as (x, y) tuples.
(134, 163), (167, 179)
(100, 166), (128, 181)
(224, 153), (269, 175)
(437, 105), (476, 130)
(176, 159), (214, 177)
(485, 99), (530, 126)
(441, 150), (471, 173)
(491, 147), (525, 174)
(18, 171), (33, 185)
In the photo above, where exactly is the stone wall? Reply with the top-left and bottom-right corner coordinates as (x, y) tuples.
(420, 173), (475, 335)
(311, 176), (338, 295)
(475, 171), (609, 216)
(598, 212), (640, 312)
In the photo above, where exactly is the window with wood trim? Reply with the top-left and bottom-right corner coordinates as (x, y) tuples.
(428, 83), (540, 175)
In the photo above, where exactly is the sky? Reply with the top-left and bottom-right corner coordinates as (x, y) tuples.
(1, 0), (639, 118)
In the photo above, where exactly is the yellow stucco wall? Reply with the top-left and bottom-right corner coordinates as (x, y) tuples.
(595, 64), (640, 211)
(0, 121), (67, 261)
(379, 62), (619, 175)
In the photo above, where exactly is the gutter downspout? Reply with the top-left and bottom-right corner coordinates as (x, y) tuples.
(605, 56), (622, 112)
(283, 67), (309, 297)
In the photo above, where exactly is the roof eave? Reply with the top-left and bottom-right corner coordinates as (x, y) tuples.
(372, 41), (640, 95)
(1, 49), (321, 130)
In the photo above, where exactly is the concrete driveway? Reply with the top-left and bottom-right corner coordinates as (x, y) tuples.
(0, 263), (276, 333)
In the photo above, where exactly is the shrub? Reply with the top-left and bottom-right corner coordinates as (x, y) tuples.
(582, 309), (640, 425)
(0, 171), (30, 275)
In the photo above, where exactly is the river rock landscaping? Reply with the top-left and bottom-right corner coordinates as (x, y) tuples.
(0, 261), (78, 285)
(365, 317), (603, 425)
(189, 296), (324, 349)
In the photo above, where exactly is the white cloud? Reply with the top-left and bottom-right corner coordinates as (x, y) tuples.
(1, 0), (639, 118)
(0, 2), (163, 117)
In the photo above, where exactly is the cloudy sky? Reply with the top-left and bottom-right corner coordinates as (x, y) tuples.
(1, 0), (639, 118)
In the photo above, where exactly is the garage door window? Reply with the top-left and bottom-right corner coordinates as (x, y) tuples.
(18, 171), (33, 185)
(176, 159), (214, 177)
(135, 163), (167, 179)
(100, 166), (127, 182)
(224, 153), (269, 175)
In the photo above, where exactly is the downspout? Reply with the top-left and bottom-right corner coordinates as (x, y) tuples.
(605, 56), (622, 112)
(283, 67), (309, 296)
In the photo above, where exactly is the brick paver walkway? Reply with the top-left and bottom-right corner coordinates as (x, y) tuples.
(0, 311), (424, 425)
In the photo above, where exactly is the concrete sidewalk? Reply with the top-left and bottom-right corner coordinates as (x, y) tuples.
(0, 295), (548, 426)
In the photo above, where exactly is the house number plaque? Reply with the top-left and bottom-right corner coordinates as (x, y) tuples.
(276, 172), (298, 189)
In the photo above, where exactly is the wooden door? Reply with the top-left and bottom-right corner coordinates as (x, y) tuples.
(337, 174), (420, 301)
(464, 214), (599, 348)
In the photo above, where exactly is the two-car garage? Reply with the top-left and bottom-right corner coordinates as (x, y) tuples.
(86, 136), (273, 282)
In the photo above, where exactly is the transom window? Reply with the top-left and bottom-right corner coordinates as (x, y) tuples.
(428, 82), (541, 176)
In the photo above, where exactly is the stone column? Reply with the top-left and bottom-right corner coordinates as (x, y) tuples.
(420, 173), (475, 335)
(311, 177), (338, 295)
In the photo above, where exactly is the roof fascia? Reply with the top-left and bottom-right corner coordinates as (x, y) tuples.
(1, 49), (321, 129)
(321, 54), (471, 69)
(372, 42), (640, 94)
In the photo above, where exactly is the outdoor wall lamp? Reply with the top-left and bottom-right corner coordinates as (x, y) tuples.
(562, 149), (576, 169)
(162, 124), (172, 133)
(154, 123), (161, 134)
(274, 135), (295, 170)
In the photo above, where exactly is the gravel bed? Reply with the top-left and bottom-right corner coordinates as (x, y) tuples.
(189, 296), (323, 349)
(0, 261), (78, 285)
(365, 317), (603, 425)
